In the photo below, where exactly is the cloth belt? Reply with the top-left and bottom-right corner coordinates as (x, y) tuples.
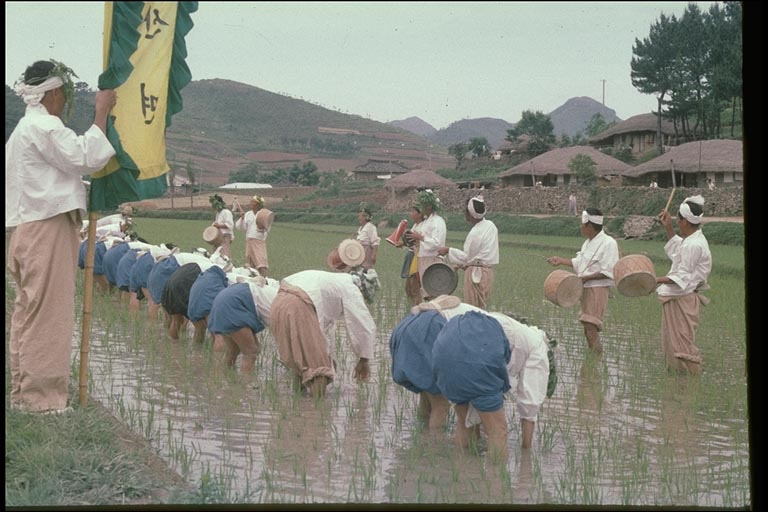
(278, 281), (316, 310)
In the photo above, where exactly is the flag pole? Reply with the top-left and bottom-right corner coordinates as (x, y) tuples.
(78, 210), (98, 407)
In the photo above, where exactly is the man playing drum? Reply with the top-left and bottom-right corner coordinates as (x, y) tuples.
(547, 208), (620, 353)
(655, 195), (712, 375)
(405, 189), (446, 302)
(437, 195), (499, 309)
(235, 195), (272, 277)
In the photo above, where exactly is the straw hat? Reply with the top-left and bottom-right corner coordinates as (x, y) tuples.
(327, 239), (365, 271)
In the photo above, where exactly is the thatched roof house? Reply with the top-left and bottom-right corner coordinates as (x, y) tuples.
(623, 139), (743, 188)
(384, 169), (456, 211)
(352, 159), (410, 181)
(498, 146), (631, 187)
(588, 113), (677, 156)
(384, 169), (455, 192)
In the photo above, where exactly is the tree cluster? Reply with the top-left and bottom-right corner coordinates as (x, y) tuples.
(228, 160), (320, 186)
(505, 110), (556, 157)
(630, 2), (742, 142)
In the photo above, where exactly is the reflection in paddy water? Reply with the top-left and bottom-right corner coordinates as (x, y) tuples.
(75, 279), (749, 506)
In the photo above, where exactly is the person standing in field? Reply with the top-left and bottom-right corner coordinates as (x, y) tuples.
(235, 195), (271, 277)
(209, 194), (234, 259)
(392, 205), (424, 306)
(406, 189), (446, 301)
(546, 208), (620, 353)
(437, 195), (499, 309)
(655, 195), (712, 375)
(6, 59), (116, 414)
(355, 203), (380, 271)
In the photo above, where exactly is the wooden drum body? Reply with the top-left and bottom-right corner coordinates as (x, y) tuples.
(203, 226), (222, 246)
(256, 208), (274, 231)
(544, 269), (583, 308)
(614, 254), (656, 297)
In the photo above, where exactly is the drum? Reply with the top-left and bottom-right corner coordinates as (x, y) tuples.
(613, 254), (656, 297)
(544, 270), (583, 308)
(422, 262), (458, 297)
(256, 208), (274, 231)
(203, 226), (222, 246)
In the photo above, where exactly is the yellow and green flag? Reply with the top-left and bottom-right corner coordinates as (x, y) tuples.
(89, 1), (197, 212)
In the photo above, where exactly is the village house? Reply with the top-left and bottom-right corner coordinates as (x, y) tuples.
(588, 113), (678, 156)
(352, 159), (411, 182)
(622, 139), (743, 188)
(498, 146), (631, 187)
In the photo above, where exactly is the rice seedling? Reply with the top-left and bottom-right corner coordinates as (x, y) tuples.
(51, 217), (750, 507)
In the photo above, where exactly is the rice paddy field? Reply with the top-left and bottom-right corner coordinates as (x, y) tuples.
(58, 218), (750, 505)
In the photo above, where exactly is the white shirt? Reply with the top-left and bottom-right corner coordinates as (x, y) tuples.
(173, 252), (217, 272)
(415, 213), (446, 258)
(81, 214), (124, 233)
(356, 222), (380, 247)
(657, 230), (712, 297)
(247, 279), (279, 326)
(95, 223), (125, 239)
(447, 218), (499, 267)
(235, 209), (269, 241)
(571, 230), (620, 288)
(487, 313), (550, 423)
(283, 270), (376, 360)
(102, 236), (126, 251)
(127, 241), (154, 251)
(214, 209), (235, 239)
(5, 104), (115, 227)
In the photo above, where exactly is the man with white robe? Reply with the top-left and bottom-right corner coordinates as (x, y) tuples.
(6, 59), (116, 414)
(438, 195), (499, 309)
(547, 208), (620, 353)
(656, 195), (712, 375)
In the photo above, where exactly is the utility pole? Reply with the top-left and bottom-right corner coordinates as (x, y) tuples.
(601, 79), (606, 105)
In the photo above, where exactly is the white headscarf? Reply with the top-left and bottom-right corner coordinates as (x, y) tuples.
(581, 210), (603, 225)
(467, 195), (486, 220)
(14, 76), (64, 106)
(679, 195), (705, 224)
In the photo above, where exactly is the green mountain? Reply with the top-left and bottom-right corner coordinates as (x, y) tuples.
(5, 79), (450, 184)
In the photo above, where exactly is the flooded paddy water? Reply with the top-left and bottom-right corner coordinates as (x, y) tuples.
(68, 224), (749, 506)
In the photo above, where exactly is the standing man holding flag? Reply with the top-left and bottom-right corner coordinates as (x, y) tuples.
(6, 60), (117, 414)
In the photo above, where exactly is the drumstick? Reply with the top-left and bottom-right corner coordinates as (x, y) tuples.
(663, 187), (676, 214)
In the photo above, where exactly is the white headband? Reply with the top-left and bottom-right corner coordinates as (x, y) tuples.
(679, 195), (705, 224)
(581, 211), (603, 225)
(467, 196), (486, 220)
(14, 76), (64, 106)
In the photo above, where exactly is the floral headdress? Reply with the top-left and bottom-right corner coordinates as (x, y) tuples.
(14, 59), (78, 121)
(359, 202), (372, 221)
(209, 194), (226, 211)
(417, 189), (441, 212)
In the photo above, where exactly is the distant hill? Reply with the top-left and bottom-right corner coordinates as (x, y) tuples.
(5, 80), (451, 184)
(548, 96), (622, 137)
(388, 116), (437, 138)
(428, 117), (516, 151)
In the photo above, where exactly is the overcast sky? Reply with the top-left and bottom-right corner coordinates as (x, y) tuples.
(6, 1), (719, 129)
